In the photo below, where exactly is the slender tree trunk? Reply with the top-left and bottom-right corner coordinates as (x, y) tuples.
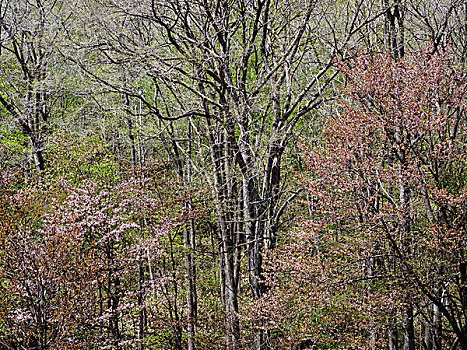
(183, 123), (197, 350)
(137, 257), (145, 350)
(388, 322), (398, 350)
(221, 221), (240, 349)
(384, 0), (404, 58)
(433, 297), (442, 350)
(28, 92), (45, 171)
(403, 304), (415, 350)
(462, 1), (467, 64)
(208, 123), (240, 350)
(106, 242), (121, 344)
(397, 125), (414, 350)
(458, 263), (467, 349)
(184, 207), (196, 350)
(424, 305), (433, 350)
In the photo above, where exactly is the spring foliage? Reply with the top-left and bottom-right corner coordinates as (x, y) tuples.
(258, 48), (467, 348)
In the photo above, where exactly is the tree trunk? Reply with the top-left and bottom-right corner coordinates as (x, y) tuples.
(403, 303), (415, 350)
(388, 322), (398, 350)
(462, 1), (467, 64)
(208, 122), (240, 350)
(184, 207), (196, 350)
(137, 258), (145, 350)
(433, 300), (442, 350)
(424, 305), (433, 350)
(384, 0), (405, 58)
(30, 136), (45, 171)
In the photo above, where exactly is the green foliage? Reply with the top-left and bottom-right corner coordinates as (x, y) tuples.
(45, 131), (121, 184)
(438, 159), (467, 195)
(0, 126), (28, 168)
(0, 127), (26, 150)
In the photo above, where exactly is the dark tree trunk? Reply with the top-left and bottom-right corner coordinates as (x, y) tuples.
(403, 303), (415, 350)
(384, 0), (405, 59)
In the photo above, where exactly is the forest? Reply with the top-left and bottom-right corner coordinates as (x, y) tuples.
(1, 0), (467, 349)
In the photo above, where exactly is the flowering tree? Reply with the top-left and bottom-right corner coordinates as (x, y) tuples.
(0, 172), (176, 349)
(0, 175), (97, 349)
(258, 47), (467, 349)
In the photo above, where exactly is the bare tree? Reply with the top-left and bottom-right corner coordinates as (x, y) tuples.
(0, 0), (70, 171)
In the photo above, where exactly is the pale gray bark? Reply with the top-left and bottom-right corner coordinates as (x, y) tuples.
(0, 0), (69, 172)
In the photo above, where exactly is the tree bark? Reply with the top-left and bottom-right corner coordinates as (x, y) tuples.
(137, 257), (145, 350)
(184, 205), (196, 350)
(384, 0), (405, 58)
(388, 322), (398, 350)
(402, 304), (415, 350)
